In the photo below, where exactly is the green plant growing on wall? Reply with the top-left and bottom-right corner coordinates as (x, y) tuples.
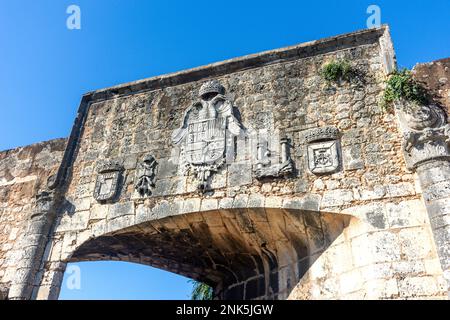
(190, 280), (213, 300)
(380, 69), (428, 112)
(320, 59), (354, 83)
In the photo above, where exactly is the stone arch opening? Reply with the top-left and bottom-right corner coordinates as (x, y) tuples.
(59, 260), (193, 300)
(62, 208), (350, 300)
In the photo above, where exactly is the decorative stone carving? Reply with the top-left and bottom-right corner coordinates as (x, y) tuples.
(135, 155), (158, 197)
(305, 126), (341, 174)
(403, 104), (446, 131)
(255, 137), (294, 179)
(304, 126), (339, 143)
(93, 160), (123, 202)
(398, 103), (450, 169)
(172, 80), (243, 193)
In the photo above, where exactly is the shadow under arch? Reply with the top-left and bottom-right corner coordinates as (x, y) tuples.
(68, 207), (351, 300)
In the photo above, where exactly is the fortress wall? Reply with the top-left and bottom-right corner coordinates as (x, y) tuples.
(1, 26), (448, 300)
(0, 138), (66, 294)
(36, 26), (444, 299)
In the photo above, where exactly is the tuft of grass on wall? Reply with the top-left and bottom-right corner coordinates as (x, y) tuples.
(320, 60), (353, 83)
(380, 69), (428, 112)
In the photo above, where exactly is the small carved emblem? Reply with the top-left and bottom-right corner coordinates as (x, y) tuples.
(255, 137), (294, 179)
(93, 161), (123, 202)
(305, 126), (341, 174)
(135, 155), (158, 197)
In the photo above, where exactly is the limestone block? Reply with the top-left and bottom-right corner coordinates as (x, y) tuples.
(60, 232), (77, 261)
(76, 229), (93, 247)
(343, 202), (387, 231)
(89, 220), (106, 238)
(55, 210), (90, 233)
(8, 228), (19, 241)
(339, 270), (363, 295)
(90, 204), (108, 220)
(398, 227), (434, 260)
(106, 215), (135, 234)
(200, 199), (218, 212)
(265, 196), (283, 208)
(326, 243), (354, 275)
(321, 189), (353, 208)
(386, 200), (427, 228)
(352, 185), (387, 201)
(49, 239), (62, 262)
(74, 197), (91, 212)
(135, 204), (151, 224)
(210, 171), (227, 189)
(313, 179), (325, 191)
(365, 278), (399, 299)
(232, 194), (249, 208)
(368, 231), (401, 264)
(424, 258), (444, 275)
(398, 276), (440, 297)
(152, 177), (186, 196)
(228, 162), (252, 187)
(182, 198), (201, 213)
(247, 193), (265, 208)
(351, 231), (401, 267)
(386, 183), (415, 198)
(342, 144), (365, 170)
(156, 158), (178, 179)
(108, 201), (134, 219)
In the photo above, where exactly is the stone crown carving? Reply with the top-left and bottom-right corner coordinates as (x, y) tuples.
(198, 80), (225, 98)
(304, 126), (339, 143)
(97, 160), (123, 173)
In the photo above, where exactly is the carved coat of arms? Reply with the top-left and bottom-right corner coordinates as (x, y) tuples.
(305, 126), (341, 174)
(135, 154), (158, 197)
(172, 80), (242, 192)
(93, 161), (123, 201)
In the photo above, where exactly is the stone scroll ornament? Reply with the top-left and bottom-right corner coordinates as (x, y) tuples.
(398, 103), (450, 169)
(255, 137), (294, 179)
(305, 126), (341, 174)
(93, 161), (123, 202)
(135, 155), (158, 197)
(171, 80), (243, 193)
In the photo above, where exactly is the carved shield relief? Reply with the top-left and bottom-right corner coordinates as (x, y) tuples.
(93, 161), (123, 201)
(305, 126), (341, 174)
(307, 140), (339, 174)
(172, 80), (243, 192)
(185, 118), (226, 164)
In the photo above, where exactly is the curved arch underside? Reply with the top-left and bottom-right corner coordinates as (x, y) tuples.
(70, 208), (350, 300)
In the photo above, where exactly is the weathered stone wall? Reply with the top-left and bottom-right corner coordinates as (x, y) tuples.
(0, 138), (66, 296)
(1, 26), (448, 300)
(413, 58), (450, 115)
(33, 26), (445, 300)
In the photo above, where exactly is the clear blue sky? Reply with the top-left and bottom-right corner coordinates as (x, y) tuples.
(1, 0), (449, 299)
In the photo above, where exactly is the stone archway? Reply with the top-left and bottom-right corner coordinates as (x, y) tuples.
(61, 208), (350, 300)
